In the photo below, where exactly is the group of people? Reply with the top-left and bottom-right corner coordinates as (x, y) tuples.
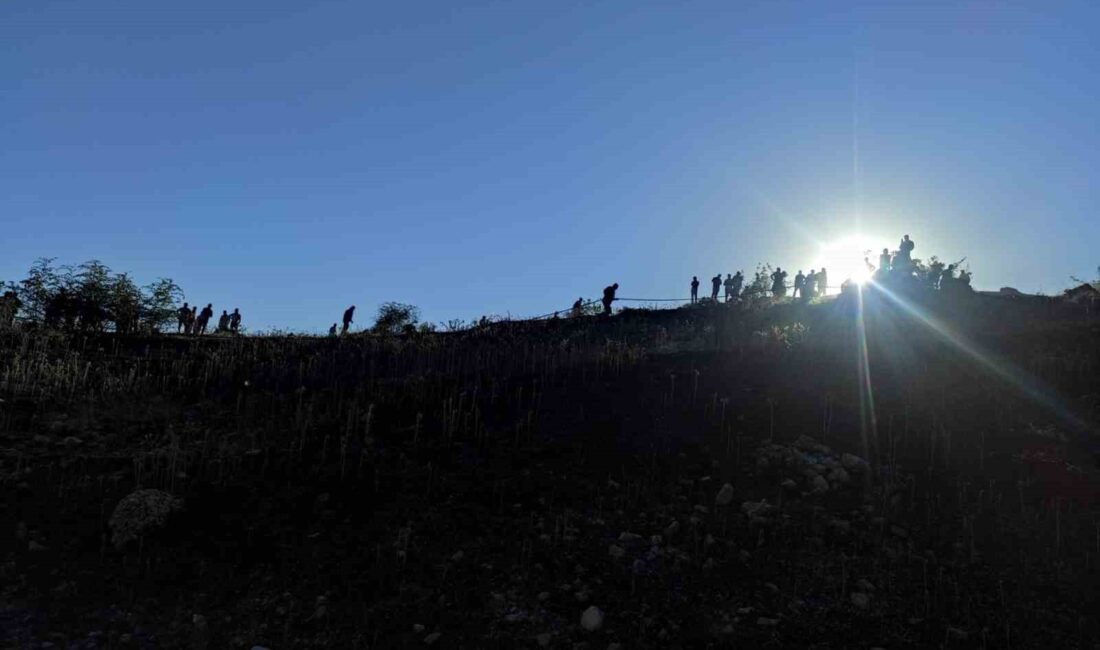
(866, 235), (971, 291)
(691, 272), (747, 303)
(176, 302), (242, 335)
(688, 267), (830, 303)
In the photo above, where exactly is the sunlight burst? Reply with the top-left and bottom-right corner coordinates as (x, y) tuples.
(813, 234), (882, 290)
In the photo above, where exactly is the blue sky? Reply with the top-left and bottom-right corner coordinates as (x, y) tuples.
(3, 1), (1098, 331)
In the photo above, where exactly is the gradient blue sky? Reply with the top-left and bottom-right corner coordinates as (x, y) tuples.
(3, 1), (1098, 331)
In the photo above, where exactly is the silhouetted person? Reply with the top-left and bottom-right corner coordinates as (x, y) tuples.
(957, 269), (972, 289)
(196, 304), (214, 335)
(942, 263), (957, 288)
(328, 323), (338, 336)
(803, 269), (817, 299)
(879, 248), (891, 275)
(710, 274), (721, 301)
(817, 268), (828, 296)
(927, 259), (945, 289)
(230, 308), (241, 333)
(731, 271), (743, 298)
(187, 306), (197, 334)
(770, 267), (788, 297)
(1, 291), (21, 328)
(793, 270), (806, 298)
(342, 305), (355, 335)
(690, 276), (699, 303)
(572, 297), (584, 317)
(217, 310), (230, 332)
(897, 235), (914, 270)
(601, 283), (618, 316)
(176, 302), (190, 333)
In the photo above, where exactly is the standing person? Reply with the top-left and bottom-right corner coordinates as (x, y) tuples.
(793, 270), (806, 298)
(186, 306), (198, 334)
(723, 274), (735, 302)
(803, 270), (817, 299)
(342, 306), (356, 335)
(0, 291), (21, 328)
(601, 283), (618, 316)
(878, 248), (891, 276)
(897, 235), (915, 271)
(176, 302), (190, 333)
(196, 304), (214, 335)
(217, 310), (230, 332)
(770, 267), (788, 297)
(690, 276), (699, 304)
(730, 271), (744, 299)
(710, 274), (721, 301)
(817, 268), (828, 296)
(328, 323), (338, 336)
(229, 308), (241, 334)
(572, 297), (585, 317)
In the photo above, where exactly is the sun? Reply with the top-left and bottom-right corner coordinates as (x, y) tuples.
(813, 234), (883, 291)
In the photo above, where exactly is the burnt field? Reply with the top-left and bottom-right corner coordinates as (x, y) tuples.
(2, 289), (1099, 649)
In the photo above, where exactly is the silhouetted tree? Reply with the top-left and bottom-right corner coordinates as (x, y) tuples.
(373, 302), (420, 335)
(141, 278), (184, 333)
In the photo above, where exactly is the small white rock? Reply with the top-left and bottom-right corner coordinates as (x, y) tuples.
(850, 592), (870, 609)
(608, 544), (625, 559)
(715, 483), (735, 506)
(580, 606), (604, 632)
(424, 631), (442, 645)
(810, 475), (829, 493)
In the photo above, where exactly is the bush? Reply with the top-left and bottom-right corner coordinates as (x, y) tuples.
(373, 302), (420, 335)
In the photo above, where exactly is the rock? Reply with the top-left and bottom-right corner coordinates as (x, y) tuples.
(618, 532), (643, 544)
(538, 591), (550, 601)
(741, 500), (771, 517)
(793, 435), (818, 451)
(451, 550), (464, 562)
(715, 483), (734, 506)
(781, 479), (798, 491)
(28, 540), (47, 552)
(946, 627), (968, 641)
(580, 606), (604, 632)
(890, 525), (908, 539)
(663, 520), (680, 538)
(424, 631), (442, 644)
(850, 592), (870, 609)
(810, 475), (829, 493)
(841, 453), (868, 471)
(536, 633), (552, 647)
(827, 467), (850, 485)
(32, 435), (51, 445)
(756, 617), (779, 626)
(61, 436), (83, 446)
(693, 504), (709, 514)
(608, 544), (625, 559)
(108, 489), (184, 550)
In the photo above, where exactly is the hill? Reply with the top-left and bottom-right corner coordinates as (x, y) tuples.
(1, 286), (1098, 648)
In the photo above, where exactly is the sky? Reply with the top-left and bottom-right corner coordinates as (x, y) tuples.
(3, 1), (1098, 332)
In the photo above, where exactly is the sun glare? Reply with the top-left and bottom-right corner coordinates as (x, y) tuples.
(814, 234), (882, 291)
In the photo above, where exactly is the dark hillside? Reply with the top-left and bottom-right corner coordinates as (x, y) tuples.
(2, 288), (1099, 648)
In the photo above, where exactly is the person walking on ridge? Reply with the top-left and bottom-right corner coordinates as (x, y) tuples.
(803, 270), (816, 300)
(731, 271), (743, 299)
(342, 306), (355, 335)
(817, 268), (828, 297)
(879, 248), (891, 276)
(176, 302), (190, 334)
(196, 304), (214, 335)
(723, 274), (735, 302)
(793, 270), (806, 299)
(217, 310), (230, 332)
(328, 323), (338, 336)
(601, 283), (618, 316)
(710, 274), (721, 301)
(230, 308), (241, 334)
(690, 276), (699, 304)
(572, 297), (585, 317)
